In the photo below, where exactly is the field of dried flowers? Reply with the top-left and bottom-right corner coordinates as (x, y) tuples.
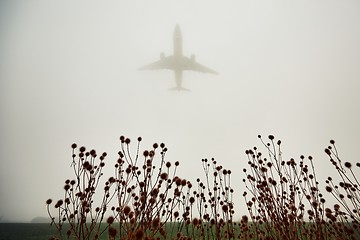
(46, 135), (359, 240)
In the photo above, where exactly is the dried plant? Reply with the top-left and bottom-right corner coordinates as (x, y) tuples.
(241, 135), (359, 240)
(47, 136), (235, 240)
(46, 135), (359, 240)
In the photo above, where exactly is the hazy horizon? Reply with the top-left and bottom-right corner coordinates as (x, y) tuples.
(1, 1), (359, 222)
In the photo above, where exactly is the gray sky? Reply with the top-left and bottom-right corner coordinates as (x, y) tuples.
(0, 0), (359, 222)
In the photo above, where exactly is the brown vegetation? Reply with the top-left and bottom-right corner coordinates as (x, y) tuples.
(46, 135), (359, 239)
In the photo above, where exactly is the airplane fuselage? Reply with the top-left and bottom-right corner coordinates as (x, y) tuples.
(173, 24), (183, 57)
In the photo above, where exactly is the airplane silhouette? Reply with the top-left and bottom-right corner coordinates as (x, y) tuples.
(139, 24), (217, 91)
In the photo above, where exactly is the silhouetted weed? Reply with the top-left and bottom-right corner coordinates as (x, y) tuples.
(241, 135), (359, 240)
(46, 135), (359, 239)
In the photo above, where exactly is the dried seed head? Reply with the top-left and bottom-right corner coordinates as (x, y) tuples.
(181, 179), (187, 186)
(124, 206), (131, 215)
(160, 172), (168, 180)
(107, 216), (115, 224)
(64, 184), (70, 191)
(325, 148), (331, 155)
(56, 200), (63, 208)
(344, 162), (352, 168)
(222, 205), (229, 212)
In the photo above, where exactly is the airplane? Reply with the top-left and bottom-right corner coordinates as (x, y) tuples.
(139, 24), (217, 91)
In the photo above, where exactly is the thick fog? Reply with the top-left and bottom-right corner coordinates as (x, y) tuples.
(0, 1), (359, 222)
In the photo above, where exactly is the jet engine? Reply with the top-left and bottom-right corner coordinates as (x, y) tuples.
(191, 54), (196, 62)
(160, 53), (165, 59)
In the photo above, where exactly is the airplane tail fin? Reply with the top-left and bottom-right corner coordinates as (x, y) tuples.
(168, 87), (190, 91)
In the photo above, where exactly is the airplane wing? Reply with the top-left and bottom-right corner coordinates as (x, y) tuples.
(139, 55), (218, 74)
(180, 56), (218, 74)
(138, 56), (175, 70)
